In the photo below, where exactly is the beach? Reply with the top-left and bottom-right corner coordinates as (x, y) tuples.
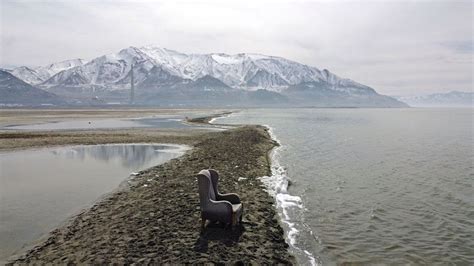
(3, 110), (294, 264)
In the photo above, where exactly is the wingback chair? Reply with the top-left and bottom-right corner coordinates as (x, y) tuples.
(197, 169), (243, 228)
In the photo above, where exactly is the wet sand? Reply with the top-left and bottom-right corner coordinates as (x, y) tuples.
(5, 113), (294, 264)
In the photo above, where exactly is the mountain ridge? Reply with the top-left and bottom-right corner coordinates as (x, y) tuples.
(28, 46), (372, 93)
(395, 91), (472, 107)
(0, 70), (65, 105)
(5, 46), (407, 107)
(7, 59), (86, 85)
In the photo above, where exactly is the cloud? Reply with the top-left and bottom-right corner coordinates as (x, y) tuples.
(0, 0), (472, 95)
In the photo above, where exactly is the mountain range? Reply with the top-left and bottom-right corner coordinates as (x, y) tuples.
(395, 91), (473, 107)
(3, 46), (407, 107)
(0, 70), (65, 105)
(8, 59), (86, 86)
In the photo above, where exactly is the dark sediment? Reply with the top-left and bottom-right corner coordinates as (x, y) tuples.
(11, 125), (294, 264)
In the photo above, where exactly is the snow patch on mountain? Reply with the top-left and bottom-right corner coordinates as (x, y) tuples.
(11, 46), (395, 102)
(9, 67), (50, 85)
(211, 54), (245, 65)
(8, 59), (87, 85)
(45, 59), (86, 76)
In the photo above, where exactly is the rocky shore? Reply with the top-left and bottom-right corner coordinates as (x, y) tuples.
(10, 125), (294, 264)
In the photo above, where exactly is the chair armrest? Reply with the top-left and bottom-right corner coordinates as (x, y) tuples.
(209, 199), (233, 215)
(217, 193), (241, 204)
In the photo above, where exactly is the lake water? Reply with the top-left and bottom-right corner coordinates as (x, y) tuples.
(0, 144), (188, 262)
(216, 108), (473, 265)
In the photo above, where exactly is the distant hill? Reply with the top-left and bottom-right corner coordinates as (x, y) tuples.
(0, 70), (64, 105)
(395, 91), (473, 107)
(6, 46), (407, 107)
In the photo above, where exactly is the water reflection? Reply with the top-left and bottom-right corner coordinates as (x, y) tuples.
(53, 144), (179, 169)
(0, 144), (187, 263)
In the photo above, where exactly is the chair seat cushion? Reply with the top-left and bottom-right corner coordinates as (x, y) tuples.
(232, 203), (242, 213)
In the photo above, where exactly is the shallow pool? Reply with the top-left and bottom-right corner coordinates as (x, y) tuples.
(0, 143), (188, 262)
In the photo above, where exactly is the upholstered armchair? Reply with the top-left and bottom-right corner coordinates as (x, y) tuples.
(197, 169), (243, 228)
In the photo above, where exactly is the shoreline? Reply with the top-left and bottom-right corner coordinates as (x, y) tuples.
(0, 128), (209, 152)
(204, 113), (316, 265)
(6, 116), (295, 264)
(185, 111), (234, 125)
(263, 125), (317, 265)
(0, 142), (191, 264)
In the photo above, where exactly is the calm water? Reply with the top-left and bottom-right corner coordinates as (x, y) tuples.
(0, 144), (187, 262)
(217, 108), (473, 265)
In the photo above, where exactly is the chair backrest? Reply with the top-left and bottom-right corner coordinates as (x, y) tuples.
(197, 170), (216, 210)
(209, 169), (220, 197)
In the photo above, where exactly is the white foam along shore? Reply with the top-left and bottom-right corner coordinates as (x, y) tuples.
(208, 111), (236, 124)
(260, 125), (317, 266)
(209, 114), (317, 265)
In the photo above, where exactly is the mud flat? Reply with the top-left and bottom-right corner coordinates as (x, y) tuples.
(8, 125), (294, 264)
(0, 108), (230, 127)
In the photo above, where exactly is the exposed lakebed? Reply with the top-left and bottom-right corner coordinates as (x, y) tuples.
(2, 116), (196, 131)
(0, 143), (188, 262)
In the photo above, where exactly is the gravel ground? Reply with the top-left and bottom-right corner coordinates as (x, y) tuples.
(10, 125), (294, 264)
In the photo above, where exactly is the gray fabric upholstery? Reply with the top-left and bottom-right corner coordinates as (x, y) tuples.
(197, 169), (243, 225)
(209, 169), (242, 204)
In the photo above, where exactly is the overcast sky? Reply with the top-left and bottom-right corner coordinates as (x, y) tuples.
(0, 0), (472, 95)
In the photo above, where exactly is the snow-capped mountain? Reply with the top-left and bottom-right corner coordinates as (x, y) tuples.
(8, 59), (86, 85)
(7, 66), (50, 85)
(6, 46), (407, 107)
(396, 91), (473, 107)
(39, 46), (373, 93)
